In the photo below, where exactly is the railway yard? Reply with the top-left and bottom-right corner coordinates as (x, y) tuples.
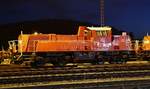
(0, 23), (149, 89)
(0, 61), (150, 89)
(0, 23), (148, 89)
(0, 0), (149, 89)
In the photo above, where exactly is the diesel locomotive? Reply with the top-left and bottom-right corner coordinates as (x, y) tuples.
(2, 26), (150, 66)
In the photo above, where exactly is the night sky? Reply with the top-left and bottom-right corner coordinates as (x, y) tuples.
(0, 0), (150, 38)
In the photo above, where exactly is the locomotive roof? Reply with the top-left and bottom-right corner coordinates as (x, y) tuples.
(86, 26), (111, 31)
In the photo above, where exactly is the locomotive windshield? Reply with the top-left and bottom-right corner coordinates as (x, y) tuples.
(87, 26), (112, 37)
(96, 30), (108, 36)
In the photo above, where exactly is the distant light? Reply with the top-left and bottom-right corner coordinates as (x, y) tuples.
(34, 32), (38, 35)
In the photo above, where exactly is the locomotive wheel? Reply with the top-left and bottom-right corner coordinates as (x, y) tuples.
(97, 61), (104, 64)
(51, 59), (67, 67)
(96, 58), (104, 64)
(92, 58), (104, 65)
(115, 58), (122, 64)
(91, 54), (104, 65)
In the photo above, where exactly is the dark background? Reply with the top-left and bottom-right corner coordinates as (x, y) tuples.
(0, 0), (149, 49)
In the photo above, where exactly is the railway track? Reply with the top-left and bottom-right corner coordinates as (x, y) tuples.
(0, 62), (150, 77)
(0, 70), (150, 84)
(0, 62), (150, 71)
(1, 77), (150, 89)
(0, 63), (149, 84)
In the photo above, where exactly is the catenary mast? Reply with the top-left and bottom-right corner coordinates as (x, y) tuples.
(100, 0), (105, 27)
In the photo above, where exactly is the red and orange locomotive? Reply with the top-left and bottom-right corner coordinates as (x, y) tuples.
(8, 26), (150, 66)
